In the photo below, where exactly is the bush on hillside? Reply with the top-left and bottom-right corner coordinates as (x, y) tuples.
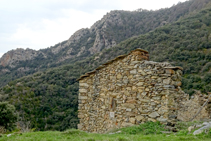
(0, 102), (17, 131)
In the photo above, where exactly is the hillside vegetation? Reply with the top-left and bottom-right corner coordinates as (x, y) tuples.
(0, 0), (211, 131)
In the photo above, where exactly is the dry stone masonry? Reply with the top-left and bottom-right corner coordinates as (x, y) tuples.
(77, 49), (187, 133)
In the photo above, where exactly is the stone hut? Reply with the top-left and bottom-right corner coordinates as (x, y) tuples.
(77, 49), (187, 133)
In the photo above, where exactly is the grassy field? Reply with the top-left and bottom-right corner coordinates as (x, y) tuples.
(0, 122), (211, 141)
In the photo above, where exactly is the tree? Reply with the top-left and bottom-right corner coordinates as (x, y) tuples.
(0, 102), (17, 131)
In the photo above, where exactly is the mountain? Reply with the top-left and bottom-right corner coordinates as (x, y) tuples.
(1, 0), (210, 87)
(0, 0), (211, 131)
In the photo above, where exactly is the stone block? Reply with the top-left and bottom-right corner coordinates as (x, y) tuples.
(140, 99), (150, 103)
(122, 122), (134, 127)
(157, 117), (167, 122)
(78, 114), (84, 118)
(122, 103), (135, 109)
(126, 87), (132, 91)
(138, 88), (144, 93)
(136, 115), (144, 121)
(77, 124), (83, 130)
(110, 71), (115, 74)
(148, 118), (156, 122)
(138, 69), (147, 75)
(79, 83), (89, 88)
(145, 88), (150, 91)
(146, 71), (153, 74)
(163, 78), (171, 85)
(126, 108), (132, 112)
(130, 69), (137, 74)
(117, 74), (122, 79)
(132, 86), (137, 92)
(126, 100), (137, 103)
(129, 118), (136, 124)
(151, 76), (158, 79)
(152, 96), (161, 100)
(79, 89), (87, 93)
(110, 93), (119, 96)
(149, 112), (160, 118)
(165, 69), (175, 74)
(141, 110), (150, 114)
(131, 61), (141, 65)
(79, 96), (88, 100)
(136, 82), (144, 86)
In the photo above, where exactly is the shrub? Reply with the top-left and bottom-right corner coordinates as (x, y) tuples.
(0, 102), (17, 131)
(118, 121), (166, 135)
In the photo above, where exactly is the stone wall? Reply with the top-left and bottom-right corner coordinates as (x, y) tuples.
(78, 49), (185, 133)
(178, 93), (211, 121)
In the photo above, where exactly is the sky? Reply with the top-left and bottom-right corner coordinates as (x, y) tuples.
(0, 0), (188, 57)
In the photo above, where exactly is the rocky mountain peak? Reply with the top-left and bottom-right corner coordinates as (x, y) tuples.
(51, 28), (90, 54)
(0, 48), (41, 68)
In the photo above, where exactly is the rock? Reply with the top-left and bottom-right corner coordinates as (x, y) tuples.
(193, 123), (211, 135)
(163, 85), (175, 89)
(138, 70), (147, 76)
(79, 96), (88, 100)
(126, 100), (137, 103)
(122, 103), (135, 109)
(79, 83), (89, 88)
(140, 99), (149, 103)
(161, 131), (172, 134)
(136, 82), (144, 86)
(151, 76), (158, 79)
(79, 89), (87, 93)
(165, 69), (174, 74)
(188, 126), (195, 132)
(116, 131), (121, 133)
(122, 122), (134, 127)
(77, 124), (83, 130)
(148, 118), (156, 122)
(149, 112), (160, 118)
(157, 117), (167, 122)
(163, 78), (171, 85)
(130, 69), (137, 74)
(117, 74), (122, 79)
(7, 134), (11, 137)
(129, 118), (136, 124)
(152, 96), (160, 100)
(123, 79), (129, 84)
(145, 88), (150, 91)
(126, 108), (132, 112)
(132, 86), (137, 91)
(151, 102), (156, 106)
(146, 71), (153, 74)
(136, 115), (144, 121)
(202, 122), (209, 126)
(0, 48), (42, 67)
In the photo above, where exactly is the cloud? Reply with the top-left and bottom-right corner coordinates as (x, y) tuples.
(117, 0), (188, 11)
(9, 8), (107, 50)
(0, 53), (3, 58)
(0, 0), (188, 55)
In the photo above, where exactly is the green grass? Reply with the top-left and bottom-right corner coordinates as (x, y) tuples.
(0, 122), (211, 141)
(113, 121), (166, 135)
(0, 131), (211, 141)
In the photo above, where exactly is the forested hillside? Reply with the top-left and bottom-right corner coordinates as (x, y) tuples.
(0, 0), (211, 131)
